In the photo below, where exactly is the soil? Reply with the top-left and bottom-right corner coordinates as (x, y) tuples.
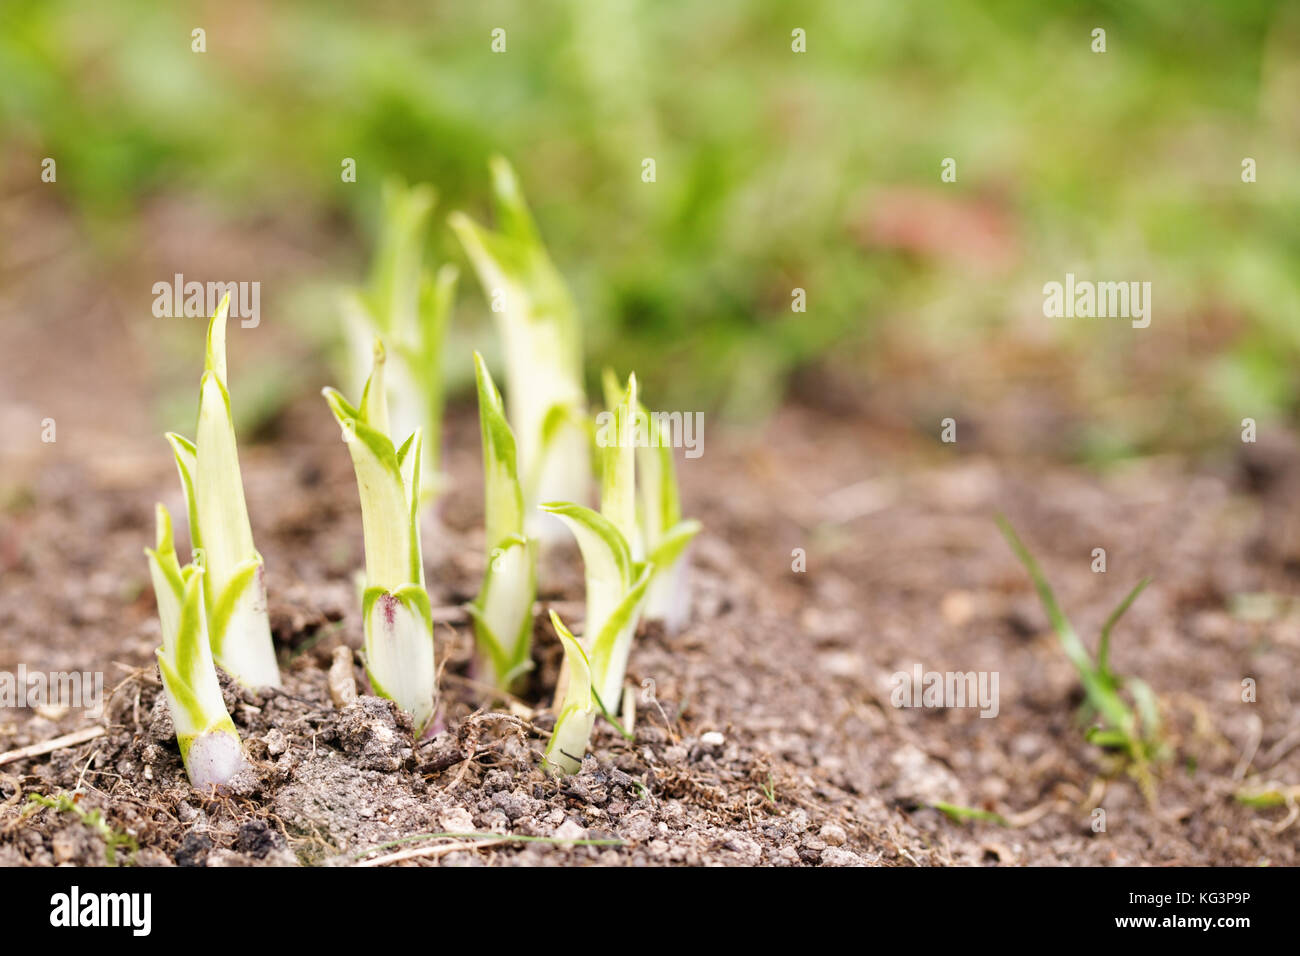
(1, 194), (1297, 867)
(2, 399), (1298, 867)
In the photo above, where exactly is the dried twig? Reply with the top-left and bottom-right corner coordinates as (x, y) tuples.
(354, 837), (509, 867)
(0, 726), (106, 767)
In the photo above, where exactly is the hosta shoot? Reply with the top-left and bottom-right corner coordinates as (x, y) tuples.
(602, 369), (702, 632)
(543, 611), (596, 776)
(146, 504), (245, 789)
(467, 352), (535, 694)
(342, 179), (458, 498)
(166, 295), (281, 689)
(997, 516), (1163, 793)
(449, 157), (589, 540)
(541, 374), (653, 775)
(323, 341), (436, 734)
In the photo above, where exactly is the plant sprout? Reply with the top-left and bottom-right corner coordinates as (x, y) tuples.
(342, 179), (458, 498)
(545, 610), (596, 775)
(166, 295), (281, 689)
(997, 516), (1162, 792)
(146, 503), (246, 789)
(601, 369), (702, 632)
(467, 352), (536, 694)
(450, 157), (589, 541)
(541, 374), (653, 775)
(323, 340), (436, 734)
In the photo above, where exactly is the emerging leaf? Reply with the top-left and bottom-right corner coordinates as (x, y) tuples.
(146, 503), (245, 789)
(343, 180), (456, 499)
(323, 341), (436, 733)
(598, 372), (639, 551)
(166, 295), (280, 689)
(469, 353), (535, 692)
(543, 611), (595, 777)
(450, 157), (589, 540)
(539, 379), (660, 772)
(363, 586), (436, 734)
(538, 502), (632, 645)
(604, 369), (702, 632)
(586, 564), (654, 709)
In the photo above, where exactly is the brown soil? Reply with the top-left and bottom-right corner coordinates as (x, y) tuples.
(1, 394), (1298, 867)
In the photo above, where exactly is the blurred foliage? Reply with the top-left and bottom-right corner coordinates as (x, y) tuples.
(2, 0), (1297, 441)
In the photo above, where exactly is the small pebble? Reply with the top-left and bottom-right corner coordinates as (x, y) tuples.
(821, 846), (866, 867)
(440, 807), (474, 833)
(819, 822), (847, 847)
(554, 819), (586, 842)
(264, 728), (288, 757)
(328, 646), (358, 706)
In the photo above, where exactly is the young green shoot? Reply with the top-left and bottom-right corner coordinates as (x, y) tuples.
(146, 503), (246, 789)
(996, 516), (1162, 792)
(323, 340), (436, 734)
(601, 369), (702, 632)
(467, 352), (535, 694)
(930, 802), (1011, 827)
(25, 793), (139, 866)
(543, 611), (597, 775)
(540, 374), (653, 775)
(342, 179), (458, 498)
(450, 157), (589, 540)
(166, 294), (281, 688)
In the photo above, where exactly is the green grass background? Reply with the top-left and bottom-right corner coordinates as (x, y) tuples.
(2, 0), (1296, 451)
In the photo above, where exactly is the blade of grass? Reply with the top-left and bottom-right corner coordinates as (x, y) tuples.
(1097, 577), (1151, 678)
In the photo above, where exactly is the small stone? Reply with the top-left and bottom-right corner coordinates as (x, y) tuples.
(440, 807), (474, 833)
(554, 818), (586, 841)
(821, 846), (866, 867)
(819, 822), (847, 847)
(700, 731), (725, 748)
(263, 728), (288, 757)
(328, 646), (358, 707)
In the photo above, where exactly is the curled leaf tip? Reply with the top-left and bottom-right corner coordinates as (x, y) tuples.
(204, 296), (231, 381)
